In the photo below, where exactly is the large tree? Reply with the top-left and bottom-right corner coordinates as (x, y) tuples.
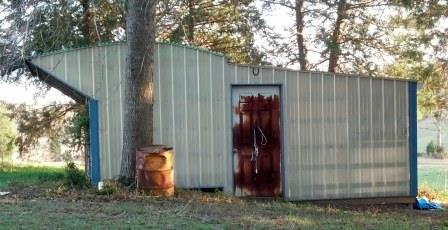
(119, 0), (157, 184)
(156, 0), (266, 64)
(261, 0), (393, 73)
(0, 0), (124, 80)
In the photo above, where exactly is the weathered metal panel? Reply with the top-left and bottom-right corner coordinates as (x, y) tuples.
(199, 50), (213, 186)
(78, 48), (95, 97)
(283, 70), (299, 199)
(105, 45), (122, 176)
(347, 76), (360, 198)
(65, 51), (79, 88)
(211, 54), (227, 186)
(383, 80), (397, 194)
(172, 45), (186, 186)
(371, 79), (384, 196)
(184, 47), (200, 187)
(323, 73), (337, 198)
(335, 75), (350, 196)
(153, 44), (161, 152)
(396, 81), (410, 195)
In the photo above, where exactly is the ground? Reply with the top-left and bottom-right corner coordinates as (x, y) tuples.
(0, 161), (447, 229)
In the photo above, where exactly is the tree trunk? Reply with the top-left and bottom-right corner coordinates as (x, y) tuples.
(79, 0), (93, 42)
(186, 0), (195, 43)
(327, 0), (346, 73)
(295, 0), (307, 71)
(120, 0), (156, 185)
(437, 120), (443, 147)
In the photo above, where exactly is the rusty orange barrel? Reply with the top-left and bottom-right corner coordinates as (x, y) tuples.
(136, 145), (174, 196)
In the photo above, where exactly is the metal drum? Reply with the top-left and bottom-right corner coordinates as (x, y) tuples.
(136, 145), (174, 196)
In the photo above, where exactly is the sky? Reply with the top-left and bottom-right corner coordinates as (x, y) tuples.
(0, 81), (72, 106)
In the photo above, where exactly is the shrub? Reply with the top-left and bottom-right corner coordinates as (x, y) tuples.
(434, 146), (448, 159)
(426, 141), (437, 155)
(64, 162), (88, 189)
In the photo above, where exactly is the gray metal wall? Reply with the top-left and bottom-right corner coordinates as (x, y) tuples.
(31, 43), (411, 200)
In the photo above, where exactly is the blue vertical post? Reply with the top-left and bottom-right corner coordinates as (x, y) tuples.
(408, 82), (417, 197)
(89, 99), (101, 185)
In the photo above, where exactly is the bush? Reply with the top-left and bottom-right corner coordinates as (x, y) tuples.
(64, 162), (88, 189)
(434, 146), (448, 159)
(425, 141), (447, 159)
(426, 141), (437, 155)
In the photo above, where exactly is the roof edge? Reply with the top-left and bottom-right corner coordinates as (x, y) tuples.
(29, 40), (229, 60)
(234, 64), (418, 83)
(25, 60), (89, 103)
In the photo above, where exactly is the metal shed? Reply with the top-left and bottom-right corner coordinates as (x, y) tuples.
(26, 42), (417, 201)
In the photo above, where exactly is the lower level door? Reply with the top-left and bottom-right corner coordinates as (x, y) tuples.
(232, 85), (281, 197)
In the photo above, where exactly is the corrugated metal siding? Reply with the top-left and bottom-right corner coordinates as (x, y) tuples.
(31, 43), (412, 200)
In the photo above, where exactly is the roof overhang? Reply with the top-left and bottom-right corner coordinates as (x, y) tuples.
(25, 60), (89, 103)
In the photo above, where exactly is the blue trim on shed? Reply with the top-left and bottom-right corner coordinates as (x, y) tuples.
(408, 82), (418, 197)
(89, 99), (101, 184)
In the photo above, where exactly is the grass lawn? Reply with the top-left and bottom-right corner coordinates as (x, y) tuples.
(419, 167), (448, 201)
(1, 164), (447, 229)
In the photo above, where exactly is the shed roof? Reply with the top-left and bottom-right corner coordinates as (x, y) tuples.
(27, 41), (418, 86)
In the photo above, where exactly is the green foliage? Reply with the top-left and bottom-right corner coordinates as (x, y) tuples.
(157, 0), (265, 64)
(386, 1), (448, 120)
(0, 0), (124, 79)
(64, 106), (89, 151)
(425, 141), (447, 159)
(48, 137), (62, 158)
(8, 103), (88, 159)
(0, 103), (15, 162)
(426, 141), (437, 155)
(64, 162), (88, 189)
(9, 103), (72, 156)
(434, 145), (448, 159)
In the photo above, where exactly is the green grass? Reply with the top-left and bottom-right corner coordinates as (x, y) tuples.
(0, 164), (447, 229)
(419, 167), (448, 191)
(0, 163), (65, 189)
(1, 191), (448, 229)
(419, 167), (448, 202)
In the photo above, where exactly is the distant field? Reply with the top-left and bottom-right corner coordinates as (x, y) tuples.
(0, 164), (65, 189)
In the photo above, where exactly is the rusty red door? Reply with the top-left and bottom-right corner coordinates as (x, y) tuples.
(232, 86), (281, 197)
